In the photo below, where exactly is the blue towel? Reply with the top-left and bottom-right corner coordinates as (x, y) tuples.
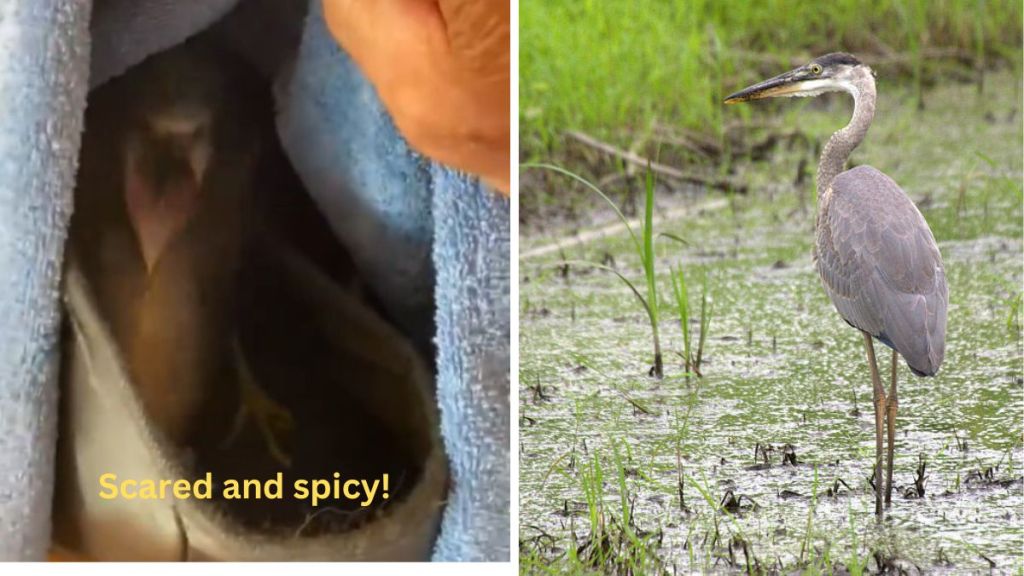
(430, 163), (511, 561)
(277, 7), (436, 348)
(0, 0), (509, 561)
(0, 1), (91, 560)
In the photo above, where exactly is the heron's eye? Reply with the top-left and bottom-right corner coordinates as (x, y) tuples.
(809, 63), (823, 75)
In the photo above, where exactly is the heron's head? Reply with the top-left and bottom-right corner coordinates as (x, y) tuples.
(724, 53), (872, 104)
(123, 76), (220, 275)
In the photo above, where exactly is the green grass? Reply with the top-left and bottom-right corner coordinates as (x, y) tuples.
(520, 0), (1023, 158)
(841, 500), (872, 576)
(523, 162), (671, 377)
(521, 442), (665, 574)
(1007, 291), (1022, 333)
(669, 264), (713, 377)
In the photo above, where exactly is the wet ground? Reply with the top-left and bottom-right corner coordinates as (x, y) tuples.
(519, 71), (1023, 573)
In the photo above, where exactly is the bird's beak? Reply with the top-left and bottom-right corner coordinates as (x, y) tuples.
(724, 67), (830, 103)
(183, 137), (211, 189)
(124, 135), (207, 275)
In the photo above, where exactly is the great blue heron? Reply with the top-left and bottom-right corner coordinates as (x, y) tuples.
(724, 53), (948, 517)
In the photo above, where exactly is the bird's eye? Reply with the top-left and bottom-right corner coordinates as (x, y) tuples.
(809, 63), (823, 75)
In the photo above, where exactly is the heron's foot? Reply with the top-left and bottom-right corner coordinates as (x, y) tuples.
(223, 340), (294, 468)
(243, 376), (294, 467)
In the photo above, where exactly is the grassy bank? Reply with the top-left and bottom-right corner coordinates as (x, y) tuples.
(521, 0), (1023, 158)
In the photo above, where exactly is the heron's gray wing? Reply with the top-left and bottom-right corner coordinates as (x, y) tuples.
(815, 166), (947, 375)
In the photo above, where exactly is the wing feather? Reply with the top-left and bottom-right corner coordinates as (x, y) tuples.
(814, 166), (948, 375)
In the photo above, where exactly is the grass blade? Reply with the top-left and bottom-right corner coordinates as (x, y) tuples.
(521, 162), (641, 255)
(696, 271), (712, 372)
(671, 265), (692, 372)
(642, 164), (663, 378)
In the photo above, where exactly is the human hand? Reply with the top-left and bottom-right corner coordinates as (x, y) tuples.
(323, 0), (510, 195)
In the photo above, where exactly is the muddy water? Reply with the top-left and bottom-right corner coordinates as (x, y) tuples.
(519, 71), (1023, 573)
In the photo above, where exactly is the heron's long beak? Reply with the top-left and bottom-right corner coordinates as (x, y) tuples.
(724, 68), (831, 103)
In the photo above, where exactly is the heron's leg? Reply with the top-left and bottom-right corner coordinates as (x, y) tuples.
(862, 332), (886, 518)
(885, 348), (899, 506)
(221, 338), (294, 467)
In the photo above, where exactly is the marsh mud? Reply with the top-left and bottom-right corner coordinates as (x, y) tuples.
(519, 71), (1023, 573)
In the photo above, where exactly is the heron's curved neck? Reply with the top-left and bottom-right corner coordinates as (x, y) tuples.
(817, 71), (876, 200)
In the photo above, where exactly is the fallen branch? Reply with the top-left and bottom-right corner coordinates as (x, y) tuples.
(651, 124), (722, 157)
(649, 122), (809, 161)
(565, 130), (746, 193)
(520, 197), (729, 260)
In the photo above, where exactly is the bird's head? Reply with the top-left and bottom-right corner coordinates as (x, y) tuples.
(122, 52), (226, 275)
(724, 52), (872, 104)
